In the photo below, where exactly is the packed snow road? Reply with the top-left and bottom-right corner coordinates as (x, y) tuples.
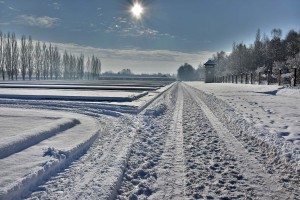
(116, 83), (300, 200)
(2, 82), (299, 199)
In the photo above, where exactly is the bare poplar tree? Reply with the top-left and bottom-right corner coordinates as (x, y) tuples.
(45, 49), (50, 79)
(5, 33), (12, 80)
(34, 41), (42, 80)
(20, 35), (27, 80)
(85, 56), (91, 80)
(91, 56), (101, 79)
(49, 44), (54, 80)
(27, 36), (34, 80)
(42, 42), (47, 79)
(77, 54), (84, 79)
(69, 54), (76, 79)
(11, 33), (19, 80)
(0, 31), (5, 80)
(63, 50), (69, 79)
(53, 46), (61, 79)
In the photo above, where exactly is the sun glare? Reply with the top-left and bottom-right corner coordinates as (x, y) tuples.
(131, 2), (144, 19)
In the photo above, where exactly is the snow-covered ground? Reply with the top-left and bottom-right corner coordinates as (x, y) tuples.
(0, 88), (149, 102)
(186, 82), (300, 145)
(1, 81), (300, 199)
(0, 108), (99, 200)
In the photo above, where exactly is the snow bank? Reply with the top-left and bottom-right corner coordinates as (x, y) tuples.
(137, 82), (175, 113)
(0, 84), (157, 91)
(0, 108), (99, 200)
(0, 88), (149, 102)
(277, 88), (300, 98)
(0, 117), (79, 159)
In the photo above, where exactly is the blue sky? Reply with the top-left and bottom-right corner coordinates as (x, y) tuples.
(0, 0), (299, 74)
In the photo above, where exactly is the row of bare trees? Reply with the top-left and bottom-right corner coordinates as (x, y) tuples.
(0, 31), (102, 80)
(210, 28), (300, 84)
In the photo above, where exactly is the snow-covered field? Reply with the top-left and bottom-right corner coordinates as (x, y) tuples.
(0, 88), (149, 102)
(1, 80), (300, 199)
(186, 82), (300, 145)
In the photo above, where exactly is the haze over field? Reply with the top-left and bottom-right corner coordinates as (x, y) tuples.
(1, 0), (299, 73)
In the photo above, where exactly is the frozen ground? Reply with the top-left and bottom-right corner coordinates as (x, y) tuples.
(0, 88), (149, 102)
(0, 107), (99, 199)
(0, 81), (299, 199)
(186, 82), (300, 145)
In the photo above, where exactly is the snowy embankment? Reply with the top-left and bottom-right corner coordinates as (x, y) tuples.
(0, 88), (149, 102)
(0, 84), (157, 91)
(0, 82), (174, 115)
(0, 108), (99, 200)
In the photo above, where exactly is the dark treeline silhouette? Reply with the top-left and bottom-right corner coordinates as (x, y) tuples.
(102, 68), (173, 77)
(210, 28), (300, 83)
(177, 63), (198, 81)
(177, 63), (205, 81)
(0, 31), (102, 80)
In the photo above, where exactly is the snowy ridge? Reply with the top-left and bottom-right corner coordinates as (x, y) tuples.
(0, 83), (174, 115)
(0, 118), (80, 159)
(137, 82), (175, 113)
(0, 110), (100, 200)
(26, 116), (137, 200)
(0, 93), (146, 102)
(277, 88), (300, 99)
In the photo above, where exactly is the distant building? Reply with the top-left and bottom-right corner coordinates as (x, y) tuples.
(204, 60), (216, 83)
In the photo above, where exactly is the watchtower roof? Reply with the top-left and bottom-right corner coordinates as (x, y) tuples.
(204, 60), (216, 66)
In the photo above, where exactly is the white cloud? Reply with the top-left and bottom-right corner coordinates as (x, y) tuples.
(106, 16), (175, 39)
(16, 15), (60, 28)
(8, 6), (19, 11)
(48, 2), (60, 10)
(42, 41), (214, 74)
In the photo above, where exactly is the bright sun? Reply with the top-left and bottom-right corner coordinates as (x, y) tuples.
(131, 3), (144, 19)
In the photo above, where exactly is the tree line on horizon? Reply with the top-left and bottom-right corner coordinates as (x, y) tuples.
(0, 31), (102, 80)
(211, 28), (300, 80)
(177, 28), (300, 82)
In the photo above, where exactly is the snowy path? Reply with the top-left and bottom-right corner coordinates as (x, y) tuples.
(183, 84), (290, 199)
(151, 84), (186, 199)
(117, 82), (299, 199)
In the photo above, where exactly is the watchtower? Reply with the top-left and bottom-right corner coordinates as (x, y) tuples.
(204, 60), (216, 83)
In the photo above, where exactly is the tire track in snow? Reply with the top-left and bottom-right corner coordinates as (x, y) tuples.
(183, 83), (289, 199)
(27, 115), (136, 200)
(182, 88), (255, 199)
(151, 84), (186, 199)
